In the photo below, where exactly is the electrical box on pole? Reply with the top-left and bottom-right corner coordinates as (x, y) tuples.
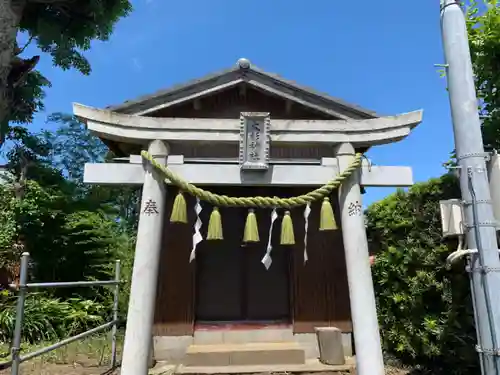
(487, 151), (500, 229)
(439, 199), (465, 237)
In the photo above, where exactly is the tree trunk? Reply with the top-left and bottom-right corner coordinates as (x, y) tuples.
(0, 0), (25, 147)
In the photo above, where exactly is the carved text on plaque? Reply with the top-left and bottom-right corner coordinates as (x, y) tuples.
(239, 112), (270, 170)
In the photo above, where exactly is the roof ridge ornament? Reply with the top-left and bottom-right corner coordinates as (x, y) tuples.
(237, 58), (251, 70)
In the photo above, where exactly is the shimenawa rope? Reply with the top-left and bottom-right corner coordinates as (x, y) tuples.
(141, 150), (363, 246)
(141, 150), (363, 208)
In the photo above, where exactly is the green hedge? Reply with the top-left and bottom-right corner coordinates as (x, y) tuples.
(366, 174), (479, 374)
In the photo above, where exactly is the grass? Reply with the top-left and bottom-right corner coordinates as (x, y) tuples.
(0, 332), (123, 375)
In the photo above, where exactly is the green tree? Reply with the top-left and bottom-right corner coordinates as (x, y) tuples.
(1, 118), (137, 307)
(44, 113), (141, 230)
(40, 114), (138, 307)
(1, 128), (119, 292)
(0, 123), (136, 345)
(44, 113), (108, 183)
(0, 0), (132, 146)
(466, 0), (500, 149)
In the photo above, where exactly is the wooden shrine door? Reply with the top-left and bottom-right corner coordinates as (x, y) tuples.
(153, 186), (351, 336)
(195, 187), (291, 324)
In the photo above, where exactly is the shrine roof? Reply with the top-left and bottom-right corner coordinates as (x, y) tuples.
(106, 58), (378, 120)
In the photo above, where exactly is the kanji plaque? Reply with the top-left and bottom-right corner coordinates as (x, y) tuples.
(239, 112), (270, 170)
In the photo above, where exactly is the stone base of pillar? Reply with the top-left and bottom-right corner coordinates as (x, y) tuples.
(149, 336), (156, 368)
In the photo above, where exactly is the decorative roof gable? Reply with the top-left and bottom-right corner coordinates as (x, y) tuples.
(108, 58), (378, 121)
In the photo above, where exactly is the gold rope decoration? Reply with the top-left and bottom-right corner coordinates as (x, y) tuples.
(141, 151), (363, 209)
(243, 209), (260, 242)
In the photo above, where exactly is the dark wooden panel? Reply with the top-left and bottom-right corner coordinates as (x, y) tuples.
(244, 203), (291, 322)
(195, 186), (291, 323)
(153, 188), (196, 336)
(153, 186), (352, 335)
(290, 189), (352, 333)
(152, 86), (333, 120)
(195, 202), (245, 321)
(246, 242), (291, 321)
(328, 195), (352, 331)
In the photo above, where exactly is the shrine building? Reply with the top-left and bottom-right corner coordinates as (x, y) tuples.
(75, 59), (422, 375)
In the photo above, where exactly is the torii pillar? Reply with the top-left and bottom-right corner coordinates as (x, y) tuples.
(120, 140), (169, 375)
(337, 143), (384, 375)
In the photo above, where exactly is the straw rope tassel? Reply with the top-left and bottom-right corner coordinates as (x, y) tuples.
(207, 207), (223, 240)
(319, 197), (337, 230)
(171, 192), (188, 223)
(243, 209), (259, 242)
(280, 211), (295, 245)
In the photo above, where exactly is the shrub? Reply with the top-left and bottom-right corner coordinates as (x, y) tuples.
(0, 294), (106, 343)
(367, 174), (478, 374)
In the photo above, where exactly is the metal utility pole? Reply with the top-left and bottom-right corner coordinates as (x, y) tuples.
(440, 1), (500, 374)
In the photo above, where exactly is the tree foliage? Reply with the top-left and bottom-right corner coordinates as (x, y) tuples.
(42, 113), (141, 230)
(44, 113), (108, 182)
(0, 117), (136, 344)
(19, 0), (132, 74)
(7, 70), (49, 127)
(368, 175), (478, 374)
(0, 0), (132, 144)
(467, 0), (500, 148)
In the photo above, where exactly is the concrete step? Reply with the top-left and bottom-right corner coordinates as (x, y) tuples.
(151, 358), (355, 375)
(184, 342), (306, 367)
(193, 328), (294, 344)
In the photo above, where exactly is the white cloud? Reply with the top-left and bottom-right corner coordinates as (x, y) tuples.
(132, 58), (143, 72)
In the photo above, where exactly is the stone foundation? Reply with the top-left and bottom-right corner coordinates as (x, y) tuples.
(153, 329), (353, 363)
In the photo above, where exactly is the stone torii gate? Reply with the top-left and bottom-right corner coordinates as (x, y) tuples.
(73, 60), (423, 375)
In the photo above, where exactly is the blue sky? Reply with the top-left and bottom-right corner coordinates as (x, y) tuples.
(20, 0), (454, 206)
